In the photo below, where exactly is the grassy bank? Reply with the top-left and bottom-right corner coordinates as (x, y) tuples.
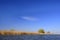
(0, 31), (45, 35)
(0, 30), (52, 35)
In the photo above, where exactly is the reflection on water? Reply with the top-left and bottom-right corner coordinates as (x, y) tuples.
(0, 34), (60, 40)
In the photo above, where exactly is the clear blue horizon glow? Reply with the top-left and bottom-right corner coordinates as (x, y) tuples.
(0, 0), (60, 33)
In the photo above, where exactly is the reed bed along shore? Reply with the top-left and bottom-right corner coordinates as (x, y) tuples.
(0, 31), (39, 35)
(0, 30), (52, 35)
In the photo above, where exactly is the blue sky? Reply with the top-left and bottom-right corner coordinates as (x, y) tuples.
(0, 0), (60, 33)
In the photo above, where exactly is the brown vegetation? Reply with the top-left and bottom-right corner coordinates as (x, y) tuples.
(0, 30), (51, 35)
(0, 30), (39, 35)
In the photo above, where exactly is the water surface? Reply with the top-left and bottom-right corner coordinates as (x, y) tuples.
(0, 34), (60, 40)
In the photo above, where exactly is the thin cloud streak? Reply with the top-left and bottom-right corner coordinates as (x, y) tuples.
(21, 16), (39, 21)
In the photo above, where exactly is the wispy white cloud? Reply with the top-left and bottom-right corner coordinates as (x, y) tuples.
(21, 16), (39, 21)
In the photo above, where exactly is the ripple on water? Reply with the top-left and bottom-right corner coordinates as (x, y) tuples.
(0, 35), (60, 40)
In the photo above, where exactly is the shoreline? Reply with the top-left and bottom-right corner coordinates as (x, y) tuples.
(0, 31), (59, 35)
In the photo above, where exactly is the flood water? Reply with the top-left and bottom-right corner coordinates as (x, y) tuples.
(0, 34), (60, 40)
